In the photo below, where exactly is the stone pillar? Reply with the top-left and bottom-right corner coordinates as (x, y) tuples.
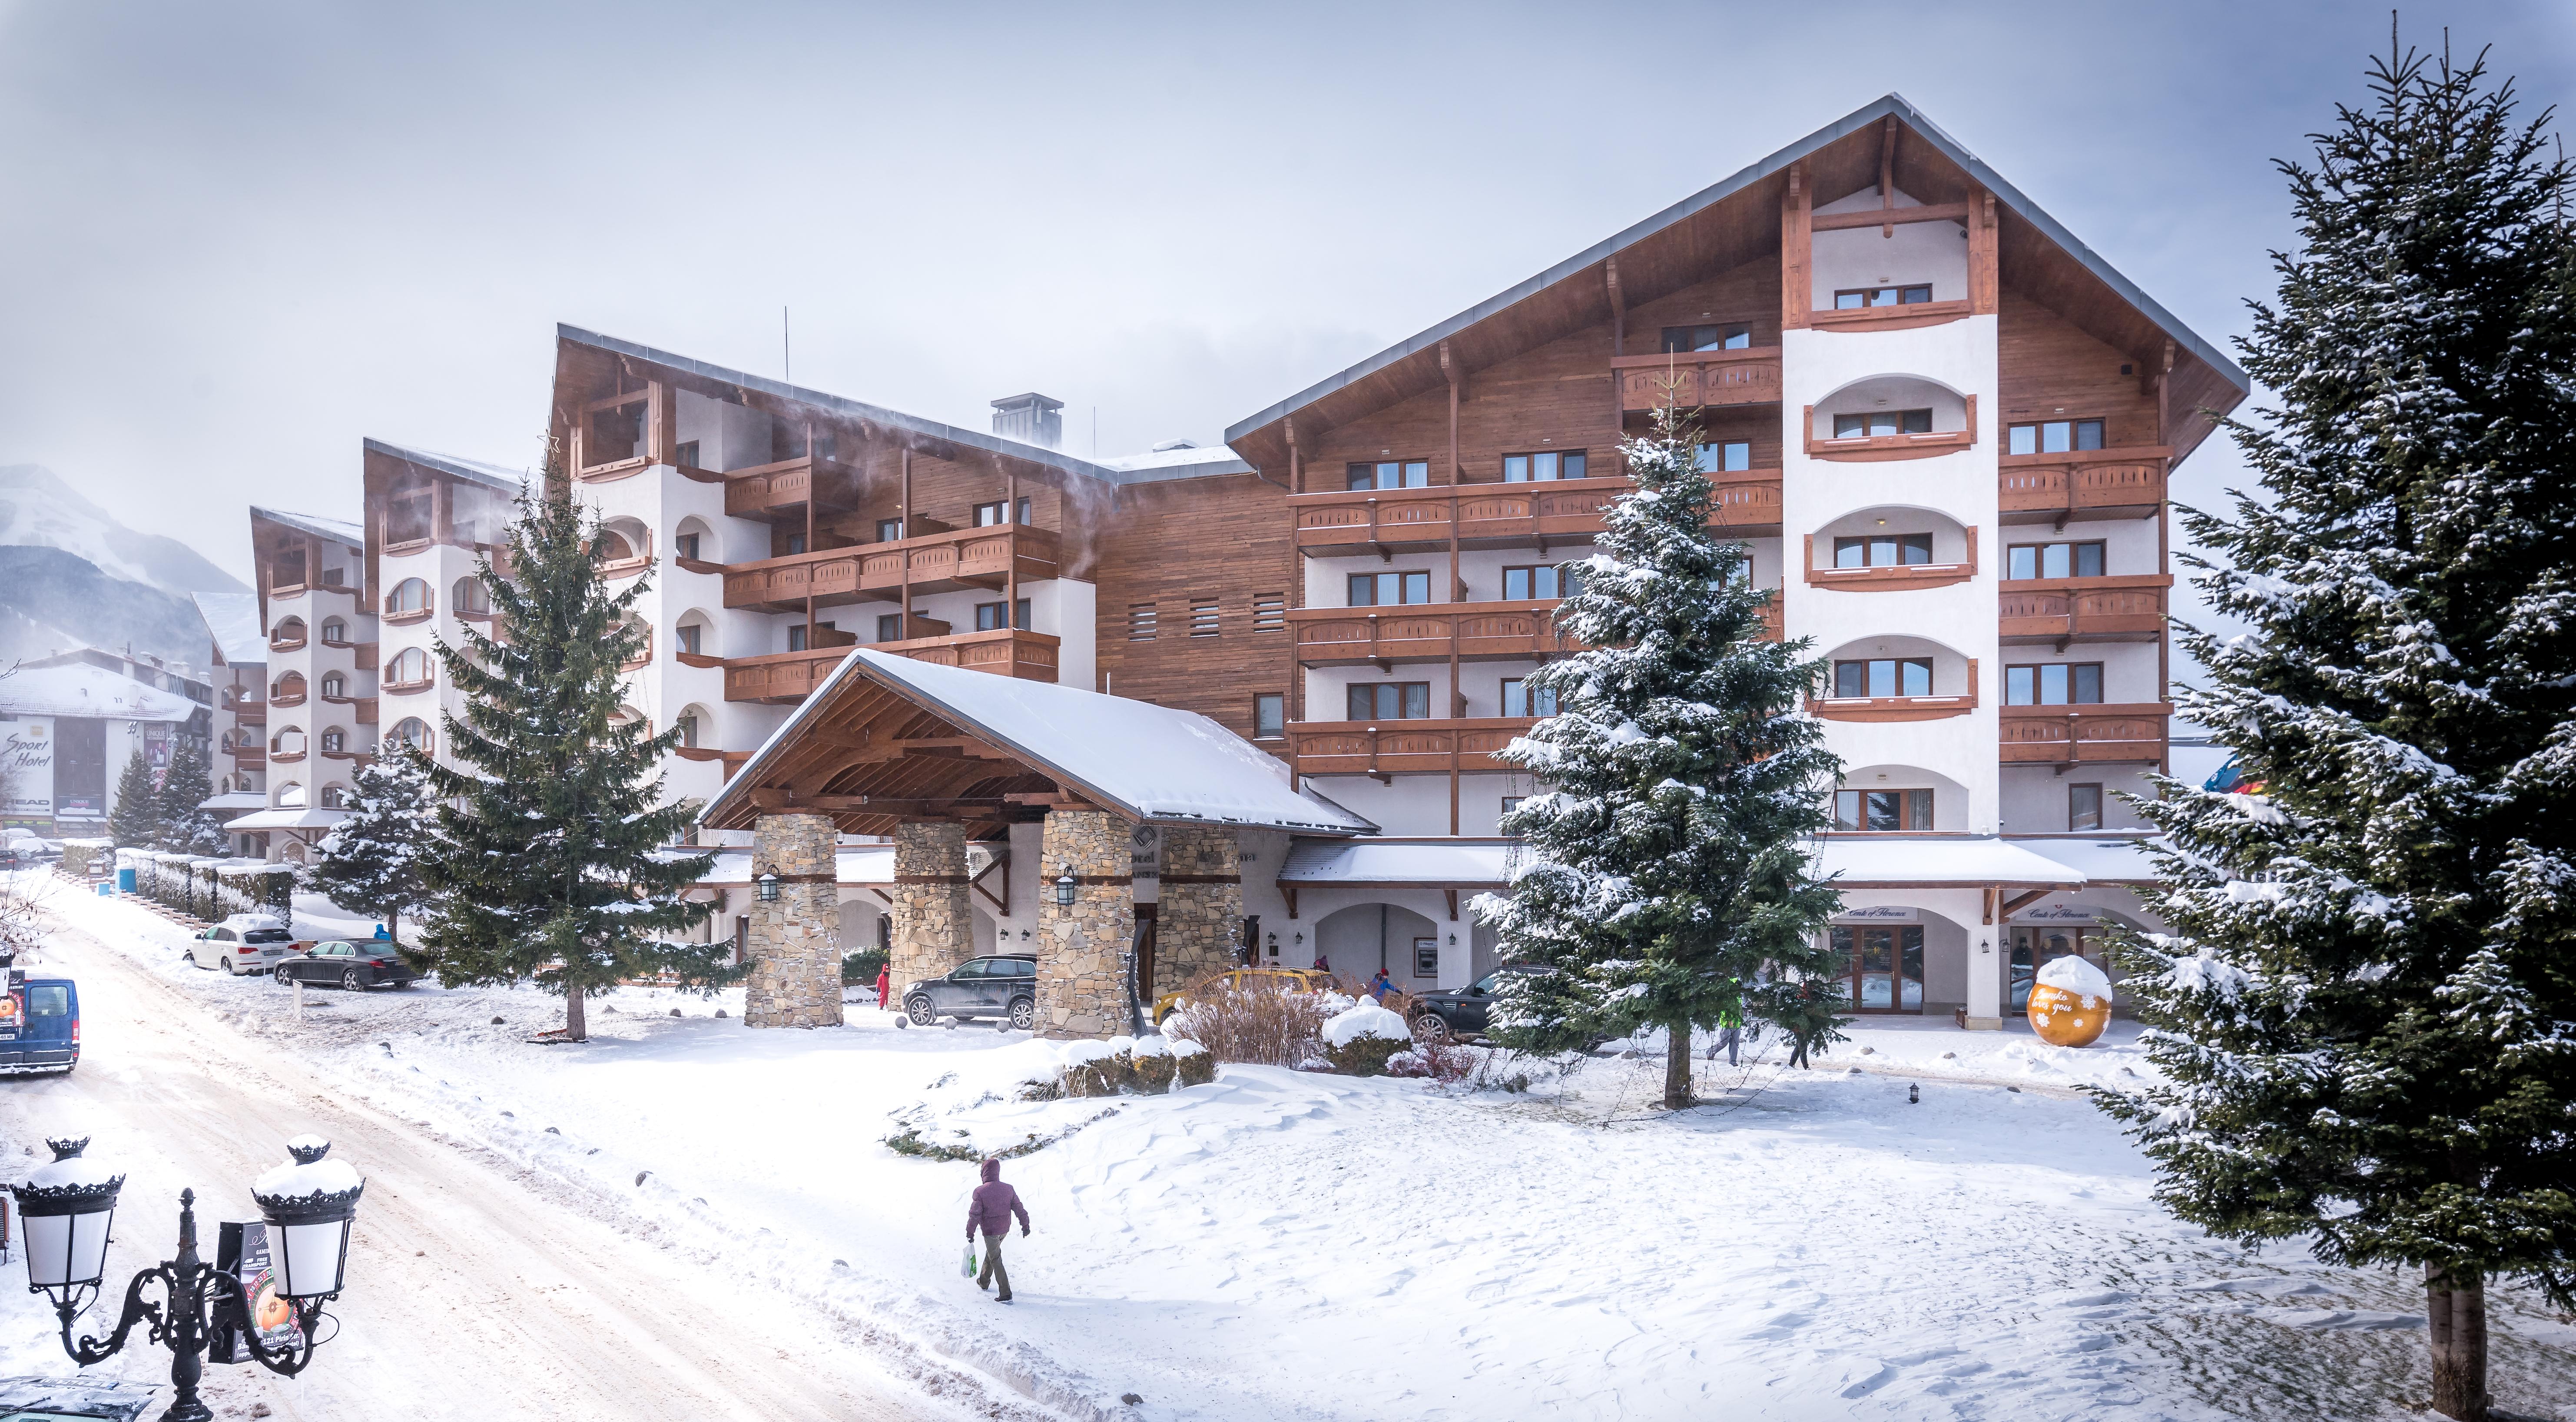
(1154, 826), (1242, 998)
(744, 812), (844, 1029)
(1964, 895), (2005, 1030)
(889, 821), (972, 993)
(1037, 809), (1134, 1039)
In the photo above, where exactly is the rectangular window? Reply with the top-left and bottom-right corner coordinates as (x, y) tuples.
(1253, 593), (1286, 633)
(973, 498), (1033, 526)
(2069, 782), (2105, 831)
(1831, 533), (1934, 568)
(1413, 937), (1440, 978)
(1832, 658), (1933, 698)
(1346, 460), (1429, 491)
(1833, 409), (1935, 439)
(875, 518), (905, 542)
(674, 532), (700, 562)
(1500, 678), (1558, 718)
(783, 533), (807, 556)
(676, 714), (700, 749)
(786, 625), (809, 652)
(974, 599), (1031, 631)
(2005, 542), (2107, 580)
(1833, 788), (1936, 831)
(675, 439), (701, 468)
(2006, 419), (2107, 456)
(1128, 604), (1157, 641)
(1190, 601), (1220, 637)
(320, 731), (343, 754)
(676, 624), (701, 656)
(1660, 323), (1751, 352)
(1694, 441), (1753, 473)
(1348, 571), (1432, 606)
(1502, 451), (1587, 482)
(2006, 662), (2106, 705)
(876, 613), (902, 642)
(1254, 693), (1285, 738)
(1833, 283), (1934, 309)
(1345, 682), (1431, 720)
(1502, 565), (1581, 601)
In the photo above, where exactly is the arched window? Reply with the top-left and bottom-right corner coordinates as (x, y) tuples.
(672, 518), (716, 565)
(675, 703), (716, 750)
(673, 611), (714, 659)
(388, 718), (432, 754)
(319, 784), (348, 809)
(320, 672), (345, 699)
(270, 727), (306, 757)
(270, 671), (307, 704)
(320, 617), (347, 644)
(271, 617), (307, 649)
(607, 704), (646, 731)
(387, 578), (432, 617)
(386, 647), (432, 688)
(319, 727), (346, 755)
(453, 577), (490, 616)
(275, 781), (306, 809)
(593, 518), (650, 566)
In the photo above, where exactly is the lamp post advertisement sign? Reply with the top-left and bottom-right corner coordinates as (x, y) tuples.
(211, 1220), (304, 1363)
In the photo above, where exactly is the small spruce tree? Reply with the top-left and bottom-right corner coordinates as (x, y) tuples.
(414, 461), (726, 1040)
(107, 747), (163, 850)
(154, 738), (225, 854)
(1472, 405), (1846, 1109)
(2099, 43), (2576, 1422)
(307, 749), (436, 950)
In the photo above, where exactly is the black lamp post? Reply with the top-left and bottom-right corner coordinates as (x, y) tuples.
(11, 1135), (363, 1422)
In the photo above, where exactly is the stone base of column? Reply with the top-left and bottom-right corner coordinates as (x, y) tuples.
(1153, 825), (1241, 1000)
(1038, 809), (1133, 1040)
(889, 821), (973, 1003)
(745, 812), (845, 1030)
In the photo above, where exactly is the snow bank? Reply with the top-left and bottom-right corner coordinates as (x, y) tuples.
(1321, 1000), (1409, 1047)
(2038, 954), (2115, 1006)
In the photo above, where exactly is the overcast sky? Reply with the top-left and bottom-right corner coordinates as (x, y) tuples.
(3, 0), (2571, 591)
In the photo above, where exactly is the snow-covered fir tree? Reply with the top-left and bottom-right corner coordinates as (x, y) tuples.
(414, 462), (724, 1041)
(106, 747), (161, 850)
(153, 738), (225, 855)
(307, 748), (436, 949)
(1471, 404), (1845, 1109)
(2100, 45), (2576, 1422)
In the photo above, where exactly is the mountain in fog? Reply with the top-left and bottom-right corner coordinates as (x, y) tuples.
(0, 465), (247, 670)
(0, 464), (245, 598)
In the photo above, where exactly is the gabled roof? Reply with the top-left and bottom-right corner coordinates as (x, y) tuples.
(249, 506), (363, 549)
(361, 438), (529, 493)
(0, 661), (197, 721)
(1225, 92), (2249, 469)
(191, 592), (266, 667)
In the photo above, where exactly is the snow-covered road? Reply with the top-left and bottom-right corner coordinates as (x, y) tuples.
(0, 912), (965, 1422)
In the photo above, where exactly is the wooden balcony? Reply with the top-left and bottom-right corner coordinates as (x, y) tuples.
(225, 745), (265, 767)
(1289, 596), (1778, 667)
(721, 525), (1059, 612)
(1802, 530), (1977, 592)
(1998, 575), (2173, 646)
(1291, 472), (1781, 558)
(721, 628), (1061, 703)
(1287, 717), (1537, 779)
(722, 456), (862, 524)
(1999, 704), (2172, 766)
(1611, 346), (1782, 413)
(1999, 447), (2170, 527)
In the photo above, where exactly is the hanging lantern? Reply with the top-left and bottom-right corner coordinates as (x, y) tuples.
(754, 869), (781, 903)
(12, 1136), (124, 1306)
(1053, 863), (1077, 907)
(250, 1136), (365, 1300)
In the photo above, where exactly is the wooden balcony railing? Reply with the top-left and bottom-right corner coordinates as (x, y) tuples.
(721, 525), (1060, 612)
(1999, 575), (2173, 645)
(1289, 595), (1780, 667)
(721, 628), (1061, 703)
(1802, 530), (1977, 592)
(1999, 703), (2172, 765)
(225, 745), (265, 766)
(1999, 447), (2170, 526)
(1803, 397), (1977, 463)
(721, 456), (862, 523)
(268, 635), (307, 653)
(1810, 661), (1979, 721)
(1611, 346), (1782, 413)
(1287, 717), (1538, 779)
(1291, 472), (1782, 557)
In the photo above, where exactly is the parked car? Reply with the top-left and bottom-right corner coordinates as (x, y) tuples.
(274, 940), (418, 992)
(1150, 967), (1333, 1027)
(0, 972), (80, 1074)
(188, 915), (303, 975)
(902, 954), (1037, 1029)
(1409, 964), (1552, 1042)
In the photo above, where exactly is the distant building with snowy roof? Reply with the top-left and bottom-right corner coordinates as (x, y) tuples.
(0, 653), (202, 835)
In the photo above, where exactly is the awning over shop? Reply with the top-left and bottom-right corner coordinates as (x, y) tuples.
(199, 791), (268, 814)
(1999, 834), (2165, 886)
(1277, 838), (1516, 887)
(1274, 833), (2143, 894)
(1811, 836), (2089, 889)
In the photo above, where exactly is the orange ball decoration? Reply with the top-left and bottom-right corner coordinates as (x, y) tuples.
(2026, 981), (2111, 1047)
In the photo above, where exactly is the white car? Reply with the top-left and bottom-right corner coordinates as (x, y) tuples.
(188, 915), (303, 975)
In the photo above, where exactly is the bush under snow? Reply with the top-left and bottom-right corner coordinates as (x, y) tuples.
(1322, 1000), (1412, 1076)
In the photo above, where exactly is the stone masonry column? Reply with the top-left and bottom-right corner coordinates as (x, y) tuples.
(889, 821), (972, 995)
(1154, 826), (1242, 999)
(1037, 809), (1134, 1039)
(744, 812), (844, 1029)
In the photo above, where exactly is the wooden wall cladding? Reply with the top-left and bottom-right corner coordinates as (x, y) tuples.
(1090, 472), (1291, 740)
(1997, 294), (2163, 448)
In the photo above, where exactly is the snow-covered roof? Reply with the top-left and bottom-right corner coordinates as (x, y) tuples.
(1279, 839), (1515, 886)
(706, 650), (1376, 836)
(199, 791), (267, 813)
(690, 845), (897, 887)
(2002, 835), (2165, 886)
(192, 592), (266, 667)
(249, 506), (363, 550)
(1811, 836), (2088, 888)
(362, 438), (530, 494)
(1278, 833), (2120, 890)
(222, 807), (350, 831)
(1094, 444), (1255, 480)
(0, 661), (197, 721)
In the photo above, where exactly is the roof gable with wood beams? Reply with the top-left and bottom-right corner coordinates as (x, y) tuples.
(1222, 93), (2248, 473)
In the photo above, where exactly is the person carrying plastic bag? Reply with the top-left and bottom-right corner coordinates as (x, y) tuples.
(965, 1156), (1031, 1302)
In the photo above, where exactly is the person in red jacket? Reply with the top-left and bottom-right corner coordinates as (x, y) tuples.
(966, 1156), (1031, 1302)
(875, 964), (891, 1011)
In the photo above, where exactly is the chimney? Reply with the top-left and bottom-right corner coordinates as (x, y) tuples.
(989, 392), (1065, 450)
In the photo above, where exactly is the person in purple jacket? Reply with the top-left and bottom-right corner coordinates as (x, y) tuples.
(967, 1156), (1031, 1302)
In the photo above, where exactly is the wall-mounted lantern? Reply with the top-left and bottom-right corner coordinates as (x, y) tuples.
(1052, 863), (1077, 907)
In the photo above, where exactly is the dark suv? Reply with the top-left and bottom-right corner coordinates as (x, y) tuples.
(1409, 965), (1550, 1042)
(904, 954), (1038, 1030)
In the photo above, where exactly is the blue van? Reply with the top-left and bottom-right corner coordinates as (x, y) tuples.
(0, 971), (79, 1073)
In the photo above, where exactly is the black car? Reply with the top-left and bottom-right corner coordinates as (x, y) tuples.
(903, 954), (1038, 1030)
(274, 940), (418, 991)
(1409, 965), (1550, 1042)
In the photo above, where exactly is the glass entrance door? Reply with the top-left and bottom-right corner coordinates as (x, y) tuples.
(2008, 926), (2100, 1010)
(1831, 924), (1925, 1013)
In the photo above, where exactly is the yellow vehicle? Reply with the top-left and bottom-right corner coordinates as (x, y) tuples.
(1150, 967), (1334, 1027)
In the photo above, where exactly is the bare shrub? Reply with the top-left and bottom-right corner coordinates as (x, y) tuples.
(1167, 978), (1338, 1066)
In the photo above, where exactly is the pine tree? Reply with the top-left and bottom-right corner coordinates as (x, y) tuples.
(414, 461), (725, 1040)
(107, 747), (163, 850)
(2099, 43), (2576, 1422)
(1471, 405), (1846, 1109)
(307, 749), (435, 950)
(153, 738), (225, 855)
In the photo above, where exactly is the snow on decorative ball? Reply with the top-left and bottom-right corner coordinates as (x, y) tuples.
(2027, 955), (2114, 1047)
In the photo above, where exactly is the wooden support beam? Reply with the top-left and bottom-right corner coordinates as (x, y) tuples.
(1879, 114), (1898, 236)
(1999, 888), (2053, 919)
(1811, 202), (1970, 233)
(1781, 163), (1812, 332)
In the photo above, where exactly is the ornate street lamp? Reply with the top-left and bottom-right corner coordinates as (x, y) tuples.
(11, 1135), (364, 1422)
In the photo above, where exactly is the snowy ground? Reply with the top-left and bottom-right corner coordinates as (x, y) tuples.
(9, 876), (2576, 1421)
